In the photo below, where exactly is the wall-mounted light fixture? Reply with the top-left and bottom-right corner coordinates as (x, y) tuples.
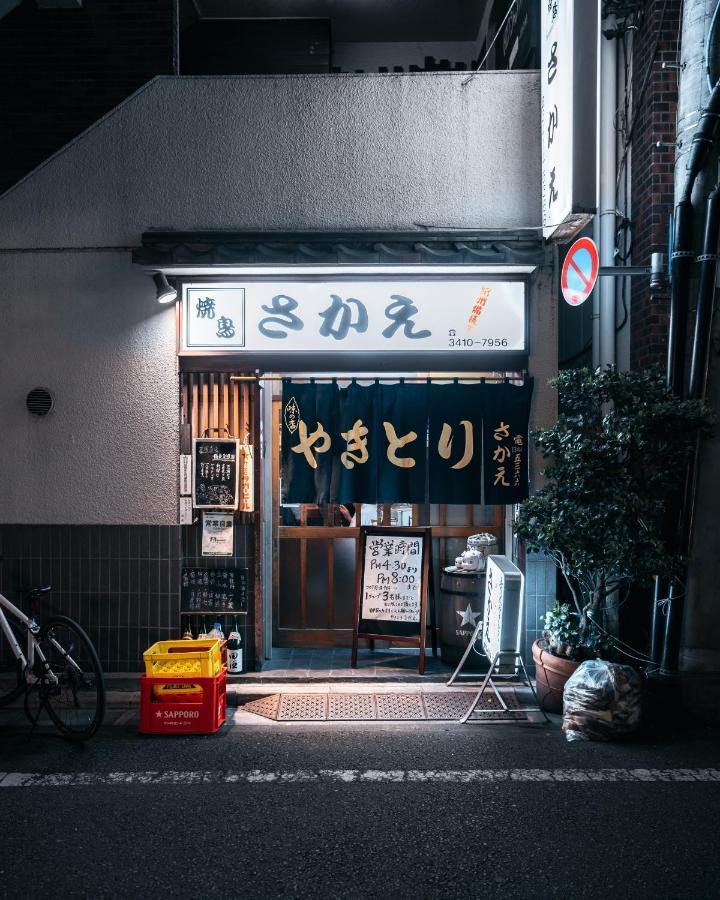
(649, 253), (666, 293)
(152, 272), (178, 304)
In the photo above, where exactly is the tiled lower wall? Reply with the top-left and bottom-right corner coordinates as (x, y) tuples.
(523, 551), (557, 670)
(0, 524), (550, 675)
(0, 523), (254, 673)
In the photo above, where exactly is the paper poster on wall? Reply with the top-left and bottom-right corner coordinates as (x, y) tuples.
(201, 511), (234, 557)
(180, 454), (192, 496)
(179, 496), (193, 525)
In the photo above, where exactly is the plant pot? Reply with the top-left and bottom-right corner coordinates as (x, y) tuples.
(532, 639), (581, 714)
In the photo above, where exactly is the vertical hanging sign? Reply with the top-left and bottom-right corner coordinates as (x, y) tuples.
(239, 444), (254, 513)
(482, 379), (534, 505)
(541, 1), (597, 241)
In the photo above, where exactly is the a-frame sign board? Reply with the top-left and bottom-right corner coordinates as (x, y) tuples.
(351, 526), (436, 675)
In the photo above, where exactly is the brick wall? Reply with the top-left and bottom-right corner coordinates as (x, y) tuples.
(630, 0), (681, 370)
(0, 0), (174, 195)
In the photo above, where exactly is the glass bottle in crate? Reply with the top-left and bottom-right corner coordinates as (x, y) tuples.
(227, 623), (243, 674)
(208, 621), (225, 641)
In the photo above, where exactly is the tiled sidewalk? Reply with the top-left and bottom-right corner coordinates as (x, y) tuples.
(241, 647), (488, 682)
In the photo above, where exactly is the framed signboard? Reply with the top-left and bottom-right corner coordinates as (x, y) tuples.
(351, 526), (435, 674)
(192, 438), (240, 510)
(179, 275), (528, 371)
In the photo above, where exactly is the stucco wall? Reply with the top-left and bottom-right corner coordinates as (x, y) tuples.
(0, 72), (541, 246)
(0, 254), (178, 524)
(0, 72), (543, 524)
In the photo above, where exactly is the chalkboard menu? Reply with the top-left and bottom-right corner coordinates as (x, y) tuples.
(192, 438), (240, 510)
(180, 567), (248, 613)
(351, 527), (434, 674)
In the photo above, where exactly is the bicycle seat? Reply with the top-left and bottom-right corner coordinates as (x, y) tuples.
(27, 585), (52, 599)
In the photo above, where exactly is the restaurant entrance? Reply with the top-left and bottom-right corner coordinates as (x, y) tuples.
(268, 377), (505, 649)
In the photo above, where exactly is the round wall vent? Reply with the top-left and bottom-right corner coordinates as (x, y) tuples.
(26, 387), (54, 417)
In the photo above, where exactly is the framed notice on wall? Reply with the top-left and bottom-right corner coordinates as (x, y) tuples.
(192, 438), (240, 510)
(351, 527), (435, 674)
(201, 511), (234, 557)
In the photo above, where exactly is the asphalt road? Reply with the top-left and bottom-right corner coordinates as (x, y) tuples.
(1, 709), (719, 900)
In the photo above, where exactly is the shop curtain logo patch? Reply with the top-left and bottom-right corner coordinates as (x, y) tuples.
(284, 396), (300, 434)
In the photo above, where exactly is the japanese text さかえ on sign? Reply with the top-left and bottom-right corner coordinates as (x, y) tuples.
(360, 533), (424, 625)
(192, 438), (240, 510)
(281, 379), (533, 506)
(541, 1), (597, 241)
(182, 279), (526, 354)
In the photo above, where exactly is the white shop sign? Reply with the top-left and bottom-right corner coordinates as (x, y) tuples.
(541, 1), (597, 241)
(181, 280), (526, 354)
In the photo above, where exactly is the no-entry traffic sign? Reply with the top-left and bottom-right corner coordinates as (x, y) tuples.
(561, 237), (599, 306)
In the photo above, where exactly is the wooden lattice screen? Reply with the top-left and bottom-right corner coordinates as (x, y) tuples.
(180, 372), (255, 441)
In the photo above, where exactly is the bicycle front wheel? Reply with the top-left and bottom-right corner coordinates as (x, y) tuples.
(39, 615), (105, 741)
(0, 621), (26, 707)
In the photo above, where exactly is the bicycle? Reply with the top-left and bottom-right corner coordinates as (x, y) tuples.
(0, 580), (105, 741)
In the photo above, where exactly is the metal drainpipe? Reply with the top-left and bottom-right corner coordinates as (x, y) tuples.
(599, 14), (617, 370)
(662, 0), (720, 672)
(688, 188), (720, 399)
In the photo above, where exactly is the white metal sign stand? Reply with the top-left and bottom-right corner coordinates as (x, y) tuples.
(447, 631), (549, 724)
(447, 556), (549, 723)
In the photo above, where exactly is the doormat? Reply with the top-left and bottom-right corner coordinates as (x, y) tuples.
(242, 691), (523, 722)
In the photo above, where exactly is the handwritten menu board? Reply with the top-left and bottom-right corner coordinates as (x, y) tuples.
(360, 534), (424, 627)
(180, 567), (248, 613)
(352, 527), (433, 674)
(192, 438), (240, 510)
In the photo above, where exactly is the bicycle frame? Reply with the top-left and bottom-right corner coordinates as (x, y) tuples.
(0, 591), (58, 685)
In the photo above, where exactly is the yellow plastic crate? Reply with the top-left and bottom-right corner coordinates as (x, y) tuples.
(143, 639), (223, 678)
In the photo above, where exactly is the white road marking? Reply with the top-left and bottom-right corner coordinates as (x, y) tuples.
(112, 710), (137, 726)
(0, 768), (719, 787)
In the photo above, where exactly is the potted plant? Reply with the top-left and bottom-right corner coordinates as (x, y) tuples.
(513, 367), (713, 712)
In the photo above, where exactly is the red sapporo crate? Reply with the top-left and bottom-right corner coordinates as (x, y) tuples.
(140, 669), (227, 735)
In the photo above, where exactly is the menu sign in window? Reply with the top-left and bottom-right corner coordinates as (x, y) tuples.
(192, 438), (240, 510)
(180, 567), (248, 613)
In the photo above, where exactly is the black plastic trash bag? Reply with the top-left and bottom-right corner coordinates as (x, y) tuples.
(562, 659), (642, 742)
